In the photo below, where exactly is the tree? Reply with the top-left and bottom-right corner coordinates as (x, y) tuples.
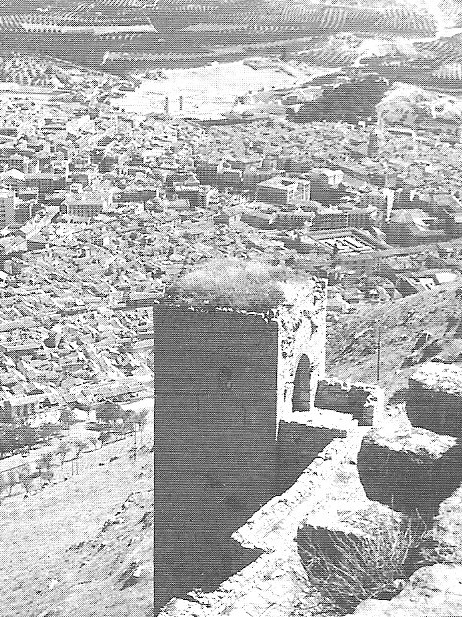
(6, 470), (18, 496)
(130, 407), (149, 449)
(55, 440), (71, 467)
(86, 434), (100, 450)
(0, 474), (7, 503)
(95, 401), (126, 425)
(36, 452), (55, 485)
(18, 464), (34, 495)
(99, 431), (114, 447)
(72, 438), (88, 475)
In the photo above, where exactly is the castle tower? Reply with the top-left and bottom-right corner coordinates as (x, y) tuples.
(153, 279), (326, 611)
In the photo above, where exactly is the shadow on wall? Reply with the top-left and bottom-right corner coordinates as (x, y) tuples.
(155, 536), (262, 614)
(407, 382), (462, 439)
(154, 419), (347, 615)
(292, 354), (312, 412)
(277, 421), (347, 492)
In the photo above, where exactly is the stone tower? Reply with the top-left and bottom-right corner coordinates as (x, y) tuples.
(153, 279), (326, 612)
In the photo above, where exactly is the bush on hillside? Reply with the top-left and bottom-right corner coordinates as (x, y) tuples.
(166, 259), (289, 311)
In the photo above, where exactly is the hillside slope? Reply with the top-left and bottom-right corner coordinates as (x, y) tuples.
(0, 433), (153, 617)
(36, 487), (154, 617)
(326, 281), (462, 399)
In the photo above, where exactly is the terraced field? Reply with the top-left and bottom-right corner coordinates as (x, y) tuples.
(0, 0), (441, 72)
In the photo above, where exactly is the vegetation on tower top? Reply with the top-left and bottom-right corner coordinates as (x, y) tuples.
(165, 258), (291, 311)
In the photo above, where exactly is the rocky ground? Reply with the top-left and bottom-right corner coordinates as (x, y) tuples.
(326, 281), (462, 400)
(0, 418), (153, 617)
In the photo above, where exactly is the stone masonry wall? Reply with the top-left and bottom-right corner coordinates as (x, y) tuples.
(276, 420), (347, 491)
(153, 305), (281, 611)
(314, 377), (384, 426)
(407, 362), (462, 438)
(276, 280), (326, 424)
(357, 425), (462, 518)
(159, 430), (367, 617)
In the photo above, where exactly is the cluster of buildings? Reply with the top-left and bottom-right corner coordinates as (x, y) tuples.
(0, 57), (461, 425)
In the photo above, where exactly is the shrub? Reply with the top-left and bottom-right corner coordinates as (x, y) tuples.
(6, 470), (18, 495)
(55, 440), (72, 465)
(72, 438), (89, 455)
(298, 515), (426, 613)
(36, 452), (56, 484)
(0, 475), (7, 501)
(86, 434), (100, 450)
(18, 464), (34, 494)
(166, 258), (289, 311)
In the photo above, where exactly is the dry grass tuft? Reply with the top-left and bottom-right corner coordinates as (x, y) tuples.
(299, 516), (427, 613)
(167, 258), (290, 310)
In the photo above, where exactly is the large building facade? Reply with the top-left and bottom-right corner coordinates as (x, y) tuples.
(65, 190), (106, 220)
(256, 176), (311, 205)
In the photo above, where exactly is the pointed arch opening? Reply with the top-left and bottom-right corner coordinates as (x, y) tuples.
(292, 354), (312, 412)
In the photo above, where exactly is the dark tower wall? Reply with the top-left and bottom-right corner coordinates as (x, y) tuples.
(154, 306), (280, 611)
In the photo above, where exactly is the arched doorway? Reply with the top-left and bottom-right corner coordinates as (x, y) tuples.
(292, 354), (312, 412)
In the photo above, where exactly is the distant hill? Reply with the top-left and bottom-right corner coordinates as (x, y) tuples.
(377, 82), (462, 125)
(0, 0), (443, 72)
(1, 0), (462, 76)
(290, 75), (389, 123)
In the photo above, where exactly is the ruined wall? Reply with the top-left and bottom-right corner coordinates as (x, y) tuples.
(407, 362), (462, 438)
(276, 420), (347, 491)
(156, 353), (462, 617)
(276, 279), (326, 424)
(349, 427), (462, 617)
(314, 377), (384, 427)
(357, 426), (462, 519)
(159, 431), (366, 617)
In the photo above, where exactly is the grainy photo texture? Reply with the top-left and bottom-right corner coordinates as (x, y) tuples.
(1, 1), (462, 616)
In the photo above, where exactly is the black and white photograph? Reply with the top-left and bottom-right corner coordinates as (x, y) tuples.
(2, 0), (462, 616)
